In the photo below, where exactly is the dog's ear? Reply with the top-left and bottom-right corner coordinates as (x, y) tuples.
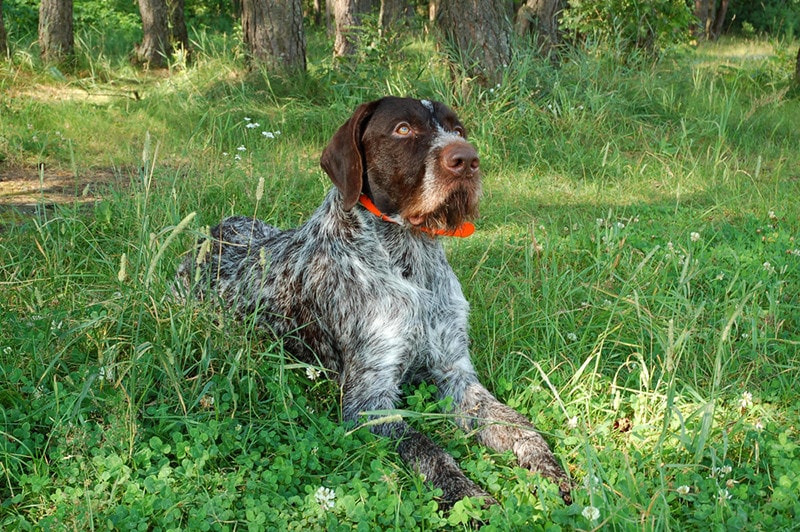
(320, 100), (380, 211)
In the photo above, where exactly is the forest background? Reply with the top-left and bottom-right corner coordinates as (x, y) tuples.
(1, 0), (799, 530)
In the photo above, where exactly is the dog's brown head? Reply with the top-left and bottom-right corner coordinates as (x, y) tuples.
(320, 97), (482, 235)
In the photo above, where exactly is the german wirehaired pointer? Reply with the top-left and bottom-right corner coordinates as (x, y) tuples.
(178, 97), (571, 506)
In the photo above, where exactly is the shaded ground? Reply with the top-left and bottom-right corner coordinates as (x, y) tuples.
(0, 164), (121, 206)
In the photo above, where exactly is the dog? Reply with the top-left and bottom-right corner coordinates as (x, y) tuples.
(177, 97), (571, 506)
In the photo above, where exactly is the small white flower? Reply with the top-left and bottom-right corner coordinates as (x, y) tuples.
(244, 117), (251, 122)
(3, 346), (12, 355)
(582, 505), (600, 521)
(306, 366), (322, 381)
(237, 145), (247, 152)
(234, 154), (242, 161)
(740, 391), (753, 409)
(315, 486), (336, 510)
(246, 122), (259, 129)
(676, 485), (690, 495)
(615, 221), (625, 229)
(222, 152), (228, 156)
(567, 416), (578, 429)
(763, 261), (775, 274)
(596, 218), (605, 226)
(754, 420), (764, 431)
(768, 210), (777, 221)
(717, 488), (732, 503)
(567, 332), (578, 342)
(690, 232), (701, 242)
(98, 366), (115, 382)
(262, 131), (275, 138)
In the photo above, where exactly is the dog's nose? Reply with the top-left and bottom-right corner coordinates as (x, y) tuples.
(442, 143), (479, 177)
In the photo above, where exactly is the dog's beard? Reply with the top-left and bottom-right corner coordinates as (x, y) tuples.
(416, 185), (481, 232)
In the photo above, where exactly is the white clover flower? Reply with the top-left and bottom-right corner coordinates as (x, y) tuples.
(690, 232), (701, 242)
(98, 366), (115, 382)
(567, 416), (578, 429)
(306, 366), (322, 381)
(615, 221), (625, 229)
(237, 145), (247, 152)
(234, 154), (242, 161)
(262, 131), (275, 138)
(582, 505), (600, 521)
(222, 152), (228, 156)
(740, 391), (753, 409)
(3, 346), (12, 355)
(246, 122), (259, 129)
(244, 117), (251, 122)
(567, 332), (578, 342)
(315, 486), (336, 510)
(676, 485), (690, 495)
(754, 420), (764, 431)
(717, 488), (732, 503)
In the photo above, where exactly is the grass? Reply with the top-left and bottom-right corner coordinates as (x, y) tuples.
(1, 25), (799, 530)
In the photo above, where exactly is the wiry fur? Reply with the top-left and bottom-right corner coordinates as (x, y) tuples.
(177, 97), (571, 506)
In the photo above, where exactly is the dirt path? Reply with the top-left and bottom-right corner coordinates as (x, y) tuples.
(0, 164), (121, 207)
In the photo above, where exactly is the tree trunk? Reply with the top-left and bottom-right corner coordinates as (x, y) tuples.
(515, 0), (563, 56)
(694, 0), (726, 41)
(379, 0), (413, 29)
(795, 46), (800, 85)
(241, 0), (306, 72)
(169, 0), (190, 52)
(136, 0), (172, 67)
(0, 0), (8, 58)
(331, 0), (374, 58)
(710, 0), (728, 39)
(436, 0), (512, 86)
(39, 0), (74, 63)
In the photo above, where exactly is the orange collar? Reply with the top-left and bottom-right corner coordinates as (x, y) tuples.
(358, 194), (475, 238)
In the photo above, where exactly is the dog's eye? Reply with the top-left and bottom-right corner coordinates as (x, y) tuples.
(394, 123), (413, 137)
(454, 126), (466, 138)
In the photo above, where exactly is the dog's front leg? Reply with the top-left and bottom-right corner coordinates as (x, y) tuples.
(341, 372), (494, 508)
(456, 382), (572, 504)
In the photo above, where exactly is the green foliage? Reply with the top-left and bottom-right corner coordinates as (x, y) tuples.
(562, 0), (694, 55)
(729, 0), (800, 39)
(1, 23), (800, 530)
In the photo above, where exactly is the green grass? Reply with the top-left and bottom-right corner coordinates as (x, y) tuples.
(1, 28), (799, 530)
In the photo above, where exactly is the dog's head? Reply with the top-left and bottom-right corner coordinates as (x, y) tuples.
(320, 97), (482, 234)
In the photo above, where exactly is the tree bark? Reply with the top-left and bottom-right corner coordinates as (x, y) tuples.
(136, 0), (172, 67)
(331, 0), (375, 58)
(694, 0), (727, 41)
(241, 0), (306, 72)
(515, 0), (563, 56)
(169, 0), (190, 52)
(0, 0), (8, 58)
(436, 0), (512, 86)
(379, 0), (413, 29)
(710, 0), (728, 39)
(39, 0), (74, 63)
(795, 45), (800, 85)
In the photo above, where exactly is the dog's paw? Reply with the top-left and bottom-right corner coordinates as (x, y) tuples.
(514, 436), (572, 504)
